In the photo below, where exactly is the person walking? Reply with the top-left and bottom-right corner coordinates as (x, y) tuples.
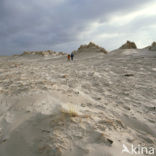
(71, 52), (74, 61)
(67, 54), (70, 61)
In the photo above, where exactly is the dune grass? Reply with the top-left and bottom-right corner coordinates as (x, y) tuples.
(61, 103), (79, 117)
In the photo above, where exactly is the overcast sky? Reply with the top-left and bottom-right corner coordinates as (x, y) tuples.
(0, 0), (156, 55)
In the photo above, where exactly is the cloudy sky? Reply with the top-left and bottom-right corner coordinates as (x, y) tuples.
(0, 0), (156, 55)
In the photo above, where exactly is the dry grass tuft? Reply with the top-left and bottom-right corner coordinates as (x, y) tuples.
(60, 103), (90, 119)
(61, 103), (79, 117)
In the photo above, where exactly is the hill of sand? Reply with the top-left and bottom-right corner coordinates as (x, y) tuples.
(149, 42), (156, 51)
(73, 42), (107, 54)
(0, 46), (156, 156)
(119, 41), (137, 49)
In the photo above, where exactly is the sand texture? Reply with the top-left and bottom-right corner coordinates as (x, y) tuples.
(0, 48), (156, 156)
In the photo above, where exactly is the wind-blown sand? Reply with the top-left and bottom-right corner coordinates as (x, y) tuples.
(0, 48), (156, 156)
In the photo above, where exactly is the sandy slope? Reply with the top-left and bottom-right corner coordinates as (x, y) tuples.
(0, 49), (156, 156)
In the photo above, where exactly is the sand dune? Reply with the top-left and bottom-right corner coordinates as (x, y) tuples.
(0, 46), (156, 156)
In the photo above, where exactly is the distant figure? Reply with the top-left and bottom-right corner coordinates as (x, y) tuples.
(67, 54), (70, 61)
(71, 52), (74, 61)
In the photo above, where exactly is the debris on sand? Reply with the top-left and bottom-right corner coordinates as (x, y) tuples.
(124, 74), (134, 77)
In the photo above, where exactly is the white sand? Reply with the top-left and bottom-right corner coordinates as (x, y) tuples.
(0, 48), (156, 156)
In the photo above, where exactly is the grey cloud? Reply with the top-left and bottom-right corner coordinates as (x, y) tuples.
(0, 0), (155, 55)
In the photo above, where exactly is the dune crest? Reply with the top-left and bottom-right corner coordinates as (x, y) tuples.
(74, 42), (107, 54)
(119, 40), (137, 49)
(149, 41), (156, 51)
(20, 50), (65, 56)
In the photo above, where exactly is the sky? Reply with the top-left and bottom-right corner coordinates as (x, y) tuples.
(0, 0), (156, 55)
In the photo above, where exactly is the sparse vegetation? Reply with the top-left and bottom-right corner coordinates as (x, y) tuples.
(149, 41), (156, 51)
(61, 103), (79, 117)
(120, 40), (137, 49)
(20, 50), (65, 56)
(77, 42), (108, 54)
